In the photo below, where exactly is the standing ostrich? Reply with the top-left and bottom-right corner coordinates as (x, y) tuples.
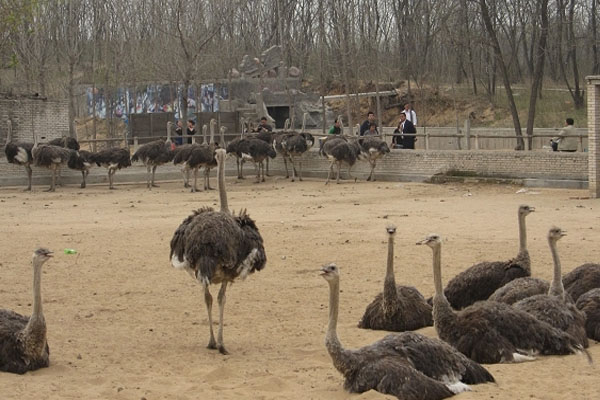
(323, 138), (364, 185)
(187, 119), (220, 192)
(131, 122), (174, 189)
(245, 137), (276, 183)
(563, 263), (600, 302)
(358, 136), (390, 181)
(170, 148), (266, 354)
(91, 147), (131, 189)
(0, 248), (53, 374)
(32, 132), (72, 192)
(48, 137), (84, 186)
(320, 264), (494, 400)
(418, 233), (588, 364)
(513, 227), (588, 348)
(436, 204), (535, 309)
(575, 288), (600, 341)
(278, 131), (314, 182)
(358, 225), (432, 331)
(48, 136), (80, 150)
(173, 124), (208, 188)
(66, 149), (95, 188)
(4, 119), (34, 191)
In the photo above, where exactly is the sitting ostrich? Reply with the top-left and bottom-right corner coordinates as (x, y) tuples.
(358, 225), (432, 331)
(0, 248), (53, 374)
(320, 263), (494, 400)
(131, 122), (174, 189)
(563, 263), (600, 302)
(358, 136), (390, 181)
(322, 137), (364, 185)
(513, 227), (588, 348)
(170, 149), (266, 354)
(575, 288), (600, 341)
(434, 204), (535, 309)
(4, 119), (34, 191)
(32, 131), (72, 192)
(90, 147), (131, 189)
(419, 233), (589, 364)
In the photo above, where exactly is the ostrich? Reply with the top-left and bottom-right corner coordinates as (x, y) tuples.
(173, 124), (208, 188)
(487, 276), (550, 305)
(320, 263), (494, 400)
(0, 248), (53, 374)
(436, 204), (535, 310)
(245, 137), (276, 183)
(31, 131), (72, 192)
(418, 233), (589, 364)
(48, 136), (80, 150)
(358, 136), (390, 181)
(563, 263), (600, 302)
(358, 225), (432, 331)
(66, 149), (95, 188)
(187, 119), (220, 192)
(4, 119), (34, 191)
(131, 122), (174, 189)
(170, 149), (266, 354)
(91, 147), (131, 189)
(323, 138), (364, 185)
(575, 288), (600, 341)
(278, 131), (314, 182)
(513, 227), (589, 348)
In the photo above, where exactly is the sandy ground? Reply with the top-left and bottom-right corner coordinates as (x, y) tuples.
(0, 177), (599, 400)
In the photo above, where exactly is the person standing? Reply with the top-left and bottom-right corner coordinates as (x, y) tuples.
(328, 119), (342, 135)
(174, 120), (184, 146)
(392, 113), (417, 149)
(360, 111), (377, 136)
(186, 119), (196, 144)
(402, 102), (417, 126)
(551, 118), (578, 152)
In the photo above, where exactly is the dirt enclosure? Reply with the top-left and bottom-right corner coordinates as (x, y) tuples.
(0, 177), (599, 400)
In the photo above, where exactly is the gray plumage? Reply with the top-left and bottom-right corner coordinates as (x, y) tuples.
(358, 225), (432, 332)
(439, 205), (534, 310)
(563, 263), (600, 302)
(0, 248), (53, 374)
(275, 131), (314, 182)
(48, 137), (80, 151)
(226, 137), (250, 179)
(322, 137), (364, 184)
(321, 264), (494, 400)
(4, 124), (34, 191)
(419, 233), (588, 364)
(358, 136), (390, 181)
(67, 150), (94, 188)
(131, 139), (174, 189)
(487, 277), (550, 305)
(169, 149), (266, 354)
(245, 137), (276, 183)
(32, 141), (72, 192)
(186, 143), (218, 192)
(513, 227), (588, 348)
(90, 147), (131, 189)
(575, 288), (600, 341)
(173, 143), (199, 188)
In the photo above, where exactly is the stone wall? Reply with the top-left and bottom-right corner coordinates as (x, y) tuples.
(1, 97), (69, 143)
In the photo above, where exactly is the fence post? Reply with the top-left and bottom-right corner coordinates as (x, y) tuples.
(425, 132), (430, 150)
(475, 133), (480, 150)
(464, 118), (471, 150)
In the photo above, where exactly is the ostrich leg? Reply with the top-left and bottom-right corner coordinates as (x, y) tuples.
(108, 167), (116, 189)
(217, 281), (229, 354)
(282, 156), (290, 178)
(204, 167), (214, 190)
(336, 161), (342, 184)
(290, 155), (297, 182)
(145, 165), (151, 189)
(325, 161), (335, 185)
(204, 285), (217, 350)
(81, 171), (87, 188)
(151, 165), (159, 187)
(25, 165), (32, 191)
(298, 159), (303, 181)
(181, 166), (190, 188)
(254, 162), (260, 183)
(265, 158), (270, 177)
(367, 160), (375, 181)
(192, 168), (198, 192)
(348, 165), (357, 183)
(45, 166), (57, 192)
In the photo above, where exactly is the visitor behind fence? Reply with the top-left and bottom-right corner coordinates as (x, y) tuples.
(360, 111), (377, 136)
(174, 120), (183, 146)
(392, 113), (417, 149)
(551, 118), (577, 152)
(256, 116), (273, 133)
(402, 102), (417, 126)
(186, 120), (196, 144)
(328, 119), (342, 135)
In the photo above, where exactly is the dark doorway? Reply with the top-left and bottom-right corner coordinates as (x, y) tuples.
(267, 106), (290, 129)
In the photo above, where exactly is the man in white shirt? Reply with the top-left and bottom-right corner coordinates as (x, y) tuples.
(402, 102), (417, 126)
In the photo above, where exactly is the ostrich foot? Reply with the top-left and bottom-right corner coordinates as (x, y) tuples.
(151, 183), (159, 188)
(207, 340), (217, 350)
(44, 187), (55, 192)
(109, 187), (116, 190)
(291, 178), (295, 182)
(80, 183), (86, 188)
(184, 183), (190, 188)
(366, 176), (372, 181)
(237, 176), (245, 180)
(218, 345), (229, 355)
(23, 187), (31, 192)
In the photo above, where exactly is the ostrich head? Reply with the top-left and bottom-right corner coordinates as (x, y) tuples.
(32, 248), (53, 264)
(548, 226), (566, 242)
(301, 132), (315, 148)
(386, 224), (397, 235)
(416, 233), (442, 249)
(519, 204), (535, 216)
(320, 263), (339, 282)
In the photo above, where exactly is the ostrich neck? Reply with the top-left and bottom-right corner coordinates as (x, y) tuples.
(548, 239), (565, 298)
(23, 260), (45, 340)
(518, 214), (528, 253)
(217, 155), (229, 213)
(326, 279), (355, 374)
(431, 245), (457, 334)
(383, 235), (398, 311)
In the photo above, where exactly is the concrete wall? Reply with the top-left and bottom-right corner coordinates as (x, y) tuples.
(1, 97), (69, 143)
(0, 148), (589, 189)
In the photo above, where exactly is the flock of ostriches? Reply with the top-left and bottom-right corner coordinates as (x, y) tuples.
(2, 120), (600, 400)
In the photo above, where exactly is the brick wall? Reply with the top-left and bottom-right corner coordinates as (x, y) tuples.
(588, 77), (600, 198)
(1, 97), (69, 144)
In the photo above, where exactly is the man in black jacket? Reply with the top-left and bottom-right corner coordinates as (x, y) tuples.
(359, 111), (377, 136)
(393, 112), (417, 149)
